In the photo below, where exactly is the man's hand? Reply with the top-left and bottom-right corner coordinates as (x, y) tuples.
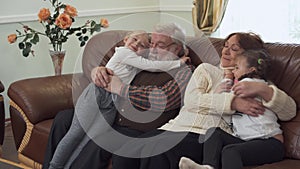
(231, 96), (265, 117)
(91, 66), (114, 88)
(105, 75), (124, 95)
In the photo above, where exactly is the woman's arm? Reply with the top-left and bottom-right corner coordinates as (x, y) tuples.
(232, 81), (296, 121)
(183, 64), (265, 116)
(183, 64), (236, 114)
(264, 85), (296, 121)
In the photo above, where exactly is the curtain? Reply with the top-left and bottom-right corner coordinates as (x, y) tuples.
(192, 0), (229, 35)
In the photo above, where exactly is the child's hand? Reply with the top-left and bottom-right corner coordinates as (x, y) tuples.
(180, 56), (191, 65)
(215, 79), (233, 93)
(224, 69), (234, 80)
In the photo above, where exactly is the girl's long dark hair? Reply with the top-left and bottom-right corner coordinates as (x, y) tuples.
(238, 49), (271, 81)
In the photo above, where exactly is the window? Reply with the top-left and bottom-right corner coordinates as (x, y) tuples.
(211, 0), (300, 44)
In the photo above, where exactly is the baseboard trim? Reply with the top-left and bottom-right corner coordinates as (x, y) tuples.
(0, 157), (31, 169)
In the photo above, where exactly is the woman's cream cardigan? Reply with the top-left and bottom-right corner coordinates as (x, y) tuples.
(160, 63), (296, 135)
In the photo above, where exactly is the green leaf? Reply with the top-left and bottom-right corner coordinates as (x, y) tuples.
(52, 0), (57, 6)
(90, 29), (95, 35)
(30, 34), (39, 44)
(16, 30), (22, 35)
(80, 41), (86, 47)
(76, 32), (82, 36)
(61, 36), (68, 43)
(25, 42), (32, 48)
(22, 47), (31, 57)
(83, 36), (89, 41)
(91, 21), (96, 27)
(82, 28), (87, 34)
(30, 39), (36, 45)
(94, 24), (101, 32)
(18, 42), (25, 49)
(78, 36), (83, 41)
(53, 11), (59, 19)
(26, 33), (33, 39)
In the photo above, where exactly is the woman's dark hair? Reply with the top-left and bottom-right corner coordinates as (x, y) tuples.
(238, 49), (271, 81)
(224, 32), (265, 50)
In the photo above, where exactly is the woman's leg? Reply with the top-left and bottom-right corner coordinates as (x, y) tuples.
(112, 129), (165, 169)
(221, 138), (284, 169)
(202, 127), (243, 169)
(139, 131), (204, 169)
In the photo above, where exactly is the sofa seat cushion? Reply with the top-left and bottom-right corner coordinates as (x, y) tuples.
(35, 119), (53, 134)
(243, 159), (300, 169)
(21, 119), (53, 164)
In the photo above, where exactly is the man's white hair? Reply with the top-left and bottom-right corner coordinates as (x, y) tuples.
(153, 23), (186, 47)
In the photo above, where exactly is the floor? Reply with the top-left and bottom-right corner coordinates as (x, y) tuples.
(0, 121), (20, 167)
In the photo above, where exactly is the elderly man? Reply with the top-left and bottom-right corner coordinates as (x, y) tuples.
(42, 22), (194, 169)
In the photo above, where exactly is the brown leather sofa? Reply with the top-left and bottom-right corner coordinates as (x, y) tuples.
(8, 30), (300, 169)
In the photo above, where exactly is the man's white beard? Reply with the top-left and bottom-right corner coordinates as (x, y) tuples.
(148, 51), (178, 61)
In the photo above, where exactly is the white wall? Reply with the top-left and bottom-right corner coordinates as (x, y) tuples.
(0, 0), (193, 118)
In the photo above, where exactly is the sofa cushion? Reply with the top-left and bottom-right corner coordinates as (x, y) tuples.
(246, 159), (300, 169)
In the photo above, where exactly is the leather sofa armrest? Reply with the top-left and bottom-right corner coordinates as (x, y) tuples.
(8, 73), (89, 125)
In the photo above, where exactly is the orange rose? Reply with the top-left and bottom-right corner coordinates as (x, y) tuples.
(64, 5), (78, 18)
(7, 34), (17, 44)
(55, 13), (73, 29)
(38, 8), (51, 22)
(100, 18), (109, 28)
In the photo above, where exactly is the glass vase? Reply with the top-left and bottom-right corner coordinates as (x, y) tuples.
(49, 50), (66, 76)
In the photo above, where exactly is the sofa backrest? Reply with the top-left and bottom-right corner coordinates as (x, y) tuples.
(82, 30), (221, 79)
(81, 30), (300, 159)
(264, 42), (300, 159)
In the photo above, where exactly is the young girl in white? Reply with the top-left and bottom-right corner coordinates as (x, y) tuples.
(179, 49), (285, 169)
(49, 30), (190, 169)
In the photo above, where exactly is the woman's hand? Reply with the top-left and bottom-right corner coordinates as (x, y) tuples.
(231, 96), (265, 117)
(91, 66), (114, 88)
(232, 81), (273, 102)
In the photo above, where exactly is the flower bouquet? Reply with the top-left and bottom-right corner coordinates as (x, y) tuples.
(7, 0), (109, 57)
